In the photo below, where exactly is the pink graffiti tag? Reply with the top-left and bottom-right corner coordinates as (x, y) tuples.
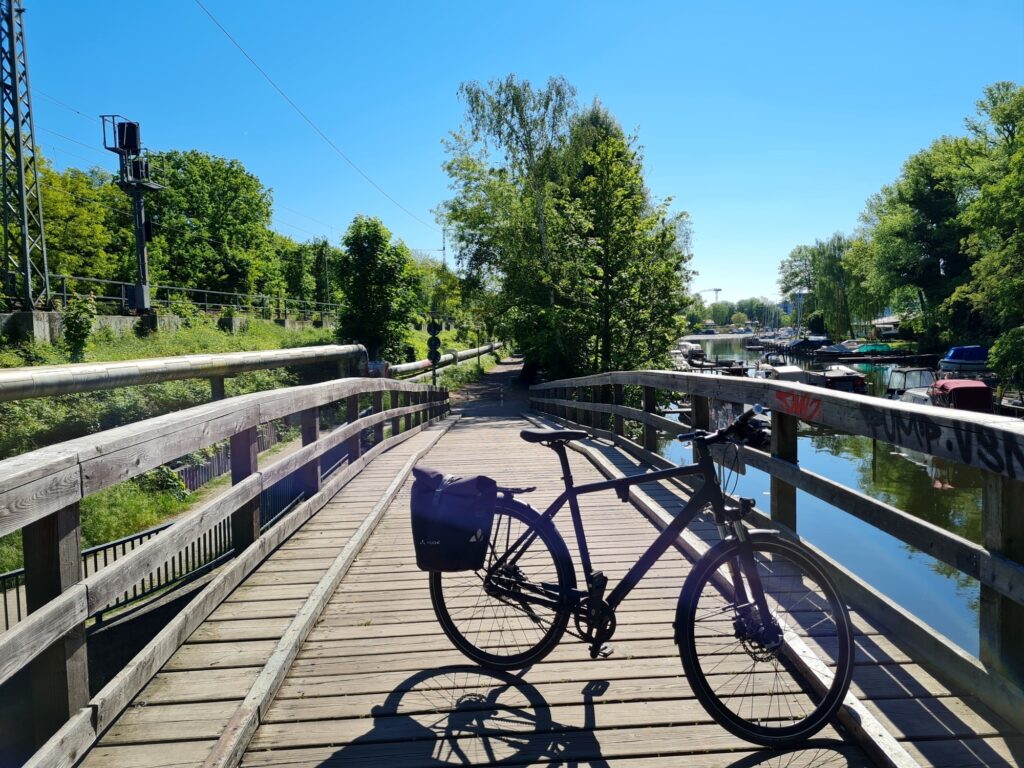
(773, 391), (823, 422)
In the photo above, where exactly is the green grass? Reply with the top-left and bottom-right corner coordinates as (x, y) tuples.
(436, 353), (501, 390)
(0, 480), (193, 573)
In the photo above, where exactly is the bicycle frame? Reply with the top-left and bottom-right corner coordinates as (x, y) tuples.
(494, 440), (732, 615)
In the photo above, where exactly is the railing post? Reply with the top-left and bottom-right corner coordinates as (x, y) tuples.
(372, 390), (384, 445)
(980, 475), (1024, 688)
(23, 503), (89, 746)
(770, 411), (799, 531)
(573, 386), (583, 426)
(691, 395), (710, 462)
(230, 427), (260, 550)
(402, 391), (412, 432)
(345, 394), (361, 462)
(613, 383), (624, 437)
(210, 376), (225, 401)
(300, 407), (320, 498)
(643, 385), (658, 452)
(390, 390), (402, 437)
(599, 384), (611, 432)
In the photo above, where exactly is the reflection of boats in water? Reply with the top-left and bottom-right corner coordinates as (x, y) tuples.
(890, 446), (974, 491)
(886, 367), (936, 399)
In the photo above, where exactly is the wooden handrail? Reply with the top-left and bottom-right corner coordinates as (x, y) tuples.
(530, 370), (1024, 722)
(0, 373), (448, 749)
(0, 343), (369, 402)
(532, 371), (1024, 481)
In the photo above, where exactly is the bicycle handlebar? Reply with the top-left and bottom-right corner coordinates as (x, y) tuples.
(677, 404), (764, 445)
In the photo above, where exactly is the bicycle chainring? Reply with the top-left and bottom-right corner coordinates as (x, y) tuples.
(575, 597), (617, 646)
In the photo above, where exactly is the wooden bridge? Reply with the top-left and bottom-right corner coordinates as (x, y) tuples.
(1, 356), (1023, 767)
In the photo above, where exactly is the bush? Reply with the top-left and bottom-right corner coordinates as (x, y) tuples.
(138, 466), (189, 501)
(991, 327), (1024, 390)
(60, 293), (97, 361)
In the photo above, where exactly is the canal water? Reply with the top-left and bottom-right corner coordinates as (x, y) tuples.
(663, 336), (983, 655)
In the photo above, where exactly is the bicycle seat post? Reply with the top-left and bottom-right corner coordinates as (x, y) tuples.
(552, 441), (575, 491)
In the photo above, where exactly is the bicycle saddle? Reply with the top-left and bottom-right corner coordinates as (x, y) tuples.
(520, 428), (588, 444)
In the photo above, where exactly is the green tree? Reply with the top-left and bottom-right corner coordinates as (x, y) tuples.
(731, 312), (748, 326)
(443, 94), (692, 375)
(146, 150), (274, 295)
(557, 106), (691, 371)
(336, 215), (418, 360)
(457, 75), (577, 359)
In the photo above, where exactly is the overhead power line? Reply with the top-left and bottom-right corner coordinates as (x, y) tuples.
(35, 90), (96, 123)
(193, 0), (439, 234)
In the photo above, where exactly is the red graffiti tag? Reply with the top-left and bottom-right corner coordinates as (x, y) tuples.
(773, 391), (822, 422)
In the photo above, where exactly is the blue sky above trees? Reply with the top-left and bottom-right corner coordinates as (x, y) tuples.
(28, 0), (1024, 302)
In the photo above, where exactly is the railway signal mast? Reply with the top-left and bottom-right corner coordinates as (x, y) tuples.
(0, 0), (49, 309)
(102, 115), (162, 313)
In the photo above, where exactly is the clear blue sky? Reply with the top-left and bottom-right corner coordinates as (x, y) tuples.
(28, 0), (1024, 302)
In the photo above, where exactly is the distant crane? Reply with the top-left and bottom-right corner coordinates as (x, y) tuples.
(696, 288), (722, 303)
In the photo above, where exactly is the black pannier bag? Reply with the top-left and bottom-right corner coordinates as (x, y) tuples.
(410, 465), (497, 572)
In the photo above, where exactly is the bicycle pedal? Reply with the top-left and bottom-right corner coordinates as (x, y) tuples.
(589, 643), (614, 659)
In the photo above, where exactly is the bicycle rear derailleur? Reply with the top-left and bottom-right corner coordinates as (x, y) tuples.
(575, 571), (616, 659)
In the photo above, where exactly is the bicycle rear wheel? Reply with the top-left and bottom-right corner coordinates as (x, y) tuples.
(430, 498), (574, 669)
(678, 534), (853, 747)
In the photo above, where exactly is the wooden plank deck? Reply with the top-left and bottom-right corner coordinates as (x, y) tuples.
(77, 421), (453, 768)
(76, 360), (1023, 767)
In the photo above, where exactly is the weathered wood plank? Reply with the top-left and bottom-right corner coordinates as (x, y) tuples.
(535, 371), (1024, 480)
(0, 585), (87, 688)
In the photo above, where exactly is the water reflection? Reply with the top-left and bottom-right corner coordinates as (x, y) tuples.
(672, 335), (984, 653)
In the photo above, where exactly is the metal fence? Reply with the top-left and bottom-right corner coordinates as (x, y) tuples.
(47, 274), (340, 319)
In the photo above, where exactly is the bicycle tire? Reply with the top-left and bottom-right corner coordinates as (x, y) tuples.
(678, 534), (853, 747)
(430, 498), (574, 670)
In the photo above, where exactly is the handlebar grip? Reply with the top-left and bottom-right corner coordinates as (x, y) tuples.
(677, 431), (698, 442)
(736, 404), (762, 426)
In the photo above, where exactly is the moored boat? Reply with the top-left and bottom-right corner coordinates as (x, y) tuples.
(886, 367), (936, 399)
(822, 364), (868, 394)
(939, 345), (988, 373)
(900, 378), (994, 413)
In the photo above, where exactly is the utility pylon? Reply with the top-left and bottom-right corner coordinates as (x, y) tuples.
(0, 0), (49, 309)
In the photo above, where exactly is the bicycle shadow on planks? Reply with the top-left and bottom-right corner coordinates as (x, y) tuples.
(314, 665), (858, 767)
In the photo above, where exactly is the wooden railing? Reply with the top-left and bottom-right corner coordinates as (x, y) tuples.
(530, 370), (1024, 729)
(0, 343), (368, 402)
(0, 374), (448, 754)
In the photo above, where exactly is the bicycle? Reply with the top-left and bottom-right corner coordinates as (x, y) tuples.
(427, 405), (854, 747)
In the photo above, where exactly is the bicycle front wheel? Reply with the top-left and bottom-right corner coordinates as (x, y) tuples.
(678, 534), (853, 747)
(430, 498), (574, 670)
